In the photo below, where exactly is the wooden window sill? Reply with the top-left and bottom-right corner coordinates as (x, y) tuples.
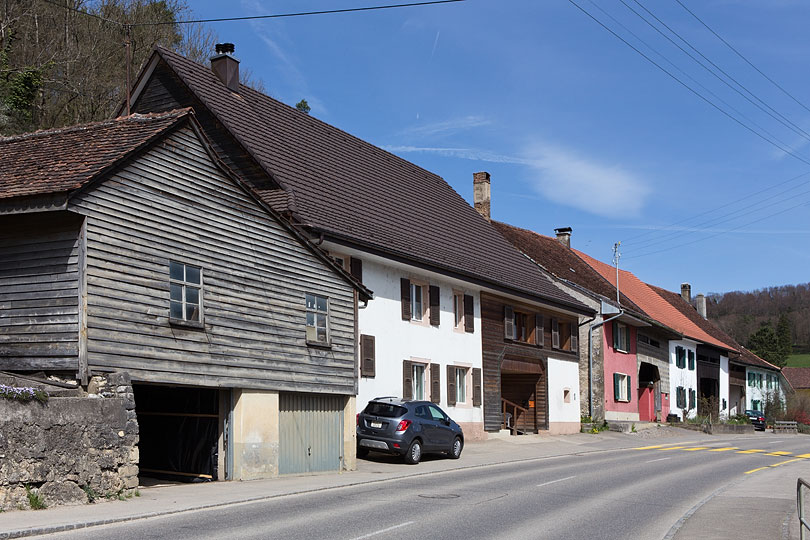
(307, 341), (332, 350)
(169, 318), (205, 329)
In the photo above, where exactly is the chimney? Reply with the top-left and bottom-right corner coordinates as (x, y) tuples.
(211, 43), (239, 92)
(473, 171), (491, 220)
(680, 283), (691, 303)
(554, 227), (572, 249)
(696, 294), (707, 319)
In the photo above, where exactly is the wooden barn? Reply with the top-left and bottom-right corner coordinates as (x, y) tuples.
(0, 109), (370, 480)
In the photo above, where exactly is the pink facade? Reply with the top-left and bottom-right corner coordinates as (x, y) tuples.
(604, 322), (638, 416)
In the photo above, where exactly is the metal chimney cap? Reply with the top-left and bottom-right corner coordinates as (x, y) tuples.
(215, 43), (235, 55)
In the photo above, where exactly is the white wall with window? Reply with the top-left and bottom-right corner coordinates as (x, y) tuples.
(326, 246), (486, 439)
(668, 339), (698, 420)
(547, 357), (581, 434)
(745, 367), (783, 412)
(718, 355), (730, 420)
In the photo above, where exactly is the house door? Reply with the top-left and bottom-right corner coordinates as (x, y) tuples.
(638, 387), (655, 422)
(279, 393), (344, 474)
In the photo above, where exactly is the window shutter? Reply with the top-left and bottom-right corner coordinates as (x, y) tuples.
(463, 294), (474, 333)
(430, 363), (441, 403)
(349, 257), (363, 283)
(626, 375), (632, 402)
(535, 314), (544, 348)
(446, 365), (456, 407)
(570, 321), (578, 353)
(612, 321), (619, 349)
(689, 389), (696, 410)
(504, 305), (514, 340)
(613, 373), (621, 402)
(688, 350), (695, 371)
(552, 318), (560, 349)
(400, 278), (411, 321)
(429, 285), (440, 326)
(402, 360), (413, 400)
(360, 334), (375, 378)
(675, 346), (682, 369)
(472, 368), (482, 407)
(624, 326), (631, 352)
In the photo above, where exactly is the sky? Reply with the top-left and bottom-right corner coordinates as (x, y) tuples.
(186, 0), (810, 296)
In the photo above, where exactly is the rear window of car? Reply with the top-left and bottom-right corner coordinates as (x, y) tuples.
(364, 402), (407, 418)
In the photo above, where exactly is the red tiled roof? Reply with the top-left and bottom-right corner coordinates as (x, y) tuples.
(492, 222), (645, 312)
(0, 109), (191, 199)
(135, 48), (591, 313)
(783, 367), (810, 389)
(576, 250), (737, 351)
(650, 285), (741, 350)
(738, 347), (781, 371)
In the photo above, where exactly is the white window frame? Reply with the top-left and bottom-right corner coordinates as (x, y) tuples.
(453, 291), (464, 330)
(305, 293), (330, 345)
(410, 282), (424, 321)
(615, 323), (630, 353)
(616, 372), (630, 402)
(454, 366), (467, 404)
(169, 261), (203, 325)
(412, 363), (426, 400)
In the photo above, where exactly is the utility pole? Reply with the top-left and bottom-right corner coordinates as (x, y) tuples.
(613, 241), (621, 304)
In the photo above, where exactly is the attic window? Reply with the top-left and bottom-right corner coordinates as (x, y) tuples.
(169, 261), (203, 326)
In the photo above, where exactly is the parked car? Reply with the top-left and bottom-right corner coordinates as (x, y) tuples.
(745, 409), (766, 431)
(356, 397), (464, 464)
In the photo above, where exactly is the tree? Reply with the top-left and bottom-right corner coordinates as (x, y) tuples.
(747, 321), (787, 367)
(295, 99), (311, 114)
(0, 1), (223, 135)
(776, 313), (792, 359)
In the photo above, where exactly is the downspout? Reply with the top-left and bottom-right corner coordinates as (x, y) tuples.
(588, 311), (624, 419)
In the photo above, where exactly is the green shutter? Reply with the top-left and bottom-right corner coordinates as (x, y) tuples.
(612, 321), (619, 349)
(626, 375), (632, 402)
(614, 373), (621, 402)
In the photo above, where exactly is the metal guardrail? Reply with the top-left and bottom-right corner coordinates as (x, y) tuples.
(799, 478), (810, 540)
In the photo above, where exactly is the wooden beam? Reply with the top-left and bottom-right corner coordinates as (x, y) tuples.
(78, 217), (89, 385)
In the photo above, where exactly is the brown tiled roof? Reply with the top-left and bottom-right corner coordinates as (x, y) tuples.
(136, 48), (590, 313)
(493, 222), (644, 312)
(738, 347), (781, 371)
(0, 110), (191, 199)
(783, 367), (810, 389)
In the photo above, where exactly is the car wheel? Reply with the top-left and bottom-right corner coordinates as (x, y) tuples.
(404, 439), (422, 465)
(357, 447), (369, 458)
(449, 437), (463, 459)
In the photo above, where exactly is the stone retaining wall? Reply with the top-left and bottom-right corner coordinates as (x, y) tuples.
(0, 372), (138, 511)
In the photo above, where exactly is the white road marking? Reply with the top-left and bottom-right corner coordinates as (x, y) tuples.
(645, 457), (671, 463)
(352, 521), (415, 540)
(537, 475), (576, 488)
(769, 440), (782, 444)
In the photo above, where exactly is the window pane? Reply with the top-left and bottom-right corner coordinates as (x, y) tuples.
(316, 327), (327, 342)
(186, 286), (199, 306)
(186, 303), (199, 321)
(316, 313), (328, 330)
(316, 296), (327, 313)
(170, 283), (182, 302)
(306, 294), (316, 310)
(456, 368), (466, 402)
(306, 326), (317, 342)
(186, 266), (201, 284)
(413, 364), (424, 400)
(170, 301), (183, 319)
(412, 285), (422, 320)
(170, 261), (184, 281)
(306, 312), (315, 327)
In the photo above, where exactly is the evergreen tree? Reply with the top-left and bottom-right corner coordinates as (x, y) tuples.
(748, 321), (787, 367)
(776, 313), (792, 360)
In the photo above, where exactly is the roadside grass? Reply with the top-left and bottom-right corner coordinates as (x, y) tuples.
(786, 354), (810, 367)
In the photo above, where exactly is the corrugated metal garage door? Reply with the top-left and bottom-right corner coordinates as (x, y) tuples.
(279, 393), (344, 474)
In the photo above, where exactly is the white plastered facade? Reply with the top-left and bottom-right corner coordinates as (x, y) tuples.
(744, 366), (783, 412)
(547, 356), (581, 434)
(668, 339), (699, 420)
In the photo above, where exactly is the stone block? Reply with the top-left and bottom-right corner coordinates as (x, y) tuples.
(40, 481), (88, 507)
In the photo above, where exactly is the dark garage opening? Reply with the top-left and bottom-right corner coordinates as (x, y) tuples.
(133, 384), (219, 482)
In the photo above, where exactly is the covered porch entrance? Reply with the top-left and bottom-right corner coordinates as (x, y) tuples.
(500, 357), (546, 435)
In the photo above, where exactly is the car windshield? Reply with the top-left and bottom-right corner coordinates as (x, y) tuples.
(364, 402), (407, 418)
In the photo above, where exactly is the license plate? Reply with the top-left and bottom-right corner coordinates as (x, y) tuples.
(370, 421), (382, 428)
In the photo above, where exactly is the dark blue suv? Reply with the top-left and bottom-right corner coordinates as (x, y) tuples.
(356, 397), (464, 464)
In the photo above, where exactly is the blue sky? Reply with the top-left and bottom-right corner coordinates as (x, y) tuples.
(188, 0), (810, 296)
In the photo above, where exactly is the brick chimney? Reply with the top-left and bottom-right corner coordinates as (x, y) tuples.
(554, 227), (572, 249)
(681, 283), (691, 303)
(696, 294), (707, 319)
(211, 43), (239, 92)
(473, 171), (491, 220)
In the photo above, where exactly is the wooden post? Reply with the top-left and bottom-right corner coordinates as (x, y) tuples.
(77, 218), (89, 386)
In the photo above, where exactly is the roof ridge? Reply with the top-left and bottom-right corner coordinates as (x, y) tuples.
(0, 108), (192, 145)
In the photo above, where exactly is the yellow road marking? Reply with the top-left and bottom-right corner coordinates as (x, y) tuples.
(737, 449), (766, 454)
(657, 446), (686, 451)
(682, 447), (709, 451)
(796, 454), (810, 459)
(709, 447), (737, 452)
(745, 467), (768, 474)
(633, 445), (665, 450)
(764, 451), (792, 456)
(770, 458), (802, 467)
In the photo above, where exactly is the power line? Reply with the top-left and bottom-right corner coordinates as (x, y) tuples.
(674, 0), (810, 117)
(41, 0), (466, 28)
(565, 0), (810, 168)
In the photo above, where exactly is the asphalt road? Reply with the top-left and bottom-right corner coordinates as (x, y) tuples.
(36, 435), (809, 540)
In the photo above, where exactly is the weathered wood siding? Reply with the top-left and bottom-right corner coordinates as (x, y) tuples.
(481, 292), (580, 432)
(637, 328), (671, 391)
(67, 127), (356, 394)
(0, 213), (81, 370)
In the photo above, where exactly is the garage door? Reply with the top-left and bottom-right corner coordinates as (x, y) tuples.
(279, 393), (344, 474)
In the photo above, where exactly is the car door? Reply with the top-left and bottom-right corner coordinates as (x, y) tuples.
(428, 404), (454, 449)
(413, 404), (439, 450)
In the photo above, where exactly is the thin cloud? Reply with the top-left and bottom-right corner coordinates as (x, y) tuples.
(398, 116), (492, 138)
(430, 31), (440, 61)
(387, 144), (649, 219)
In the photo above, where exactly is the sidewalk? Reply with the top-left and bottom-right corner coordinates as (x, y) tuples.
(0, 429), (802, 539)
